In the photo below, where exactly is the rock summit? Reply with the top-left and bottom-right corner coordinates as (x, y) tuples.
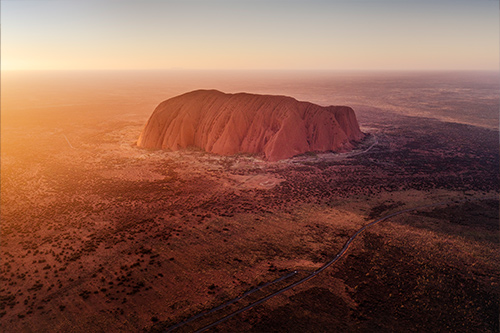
(137, 90), (364, 161)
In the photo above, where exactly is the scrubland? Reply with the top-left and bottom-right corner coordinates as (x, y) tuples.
(1, 71), (499, 332)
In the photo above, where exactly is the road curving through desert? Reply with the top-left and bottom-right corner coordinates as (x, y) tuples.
(164, 196), (496, 332)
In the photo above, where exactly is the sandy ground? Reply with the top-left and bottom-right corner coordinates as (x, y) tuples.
(1, 71), (499, 332)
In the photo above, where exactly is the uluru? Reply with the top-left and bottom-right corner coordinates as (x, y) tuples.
(137, 90), (364, 161)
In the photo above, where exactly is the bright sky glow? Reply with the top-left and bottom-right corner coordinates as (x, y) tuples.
(1, 0), (499, 70)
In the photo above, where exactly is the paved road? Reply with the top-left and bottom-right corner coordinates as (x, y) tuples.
(63, 134), (75, 149)
(164, 271), (298, 332)
(289, 134), (378, 164)
(164, 196), (495, 332)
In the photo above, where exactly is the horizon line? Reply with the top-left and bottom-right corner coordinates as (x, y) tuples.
(2, 68), (499, 72)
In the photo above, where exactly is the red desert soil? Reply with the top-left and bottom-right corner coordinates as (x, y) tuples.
(137, 90), (364, 161)
(1, 78), (498, 332)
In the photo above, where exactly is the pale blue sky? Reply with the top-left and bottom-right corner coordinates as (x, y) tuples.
(1, 0), (499, 70)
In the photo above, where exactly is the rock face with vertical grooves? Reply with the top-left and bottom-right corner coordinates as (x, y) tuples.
(137, 90), (364, 161)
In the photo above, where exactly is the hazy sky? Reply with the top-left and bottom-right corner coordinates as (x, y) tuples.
(2, 0), (499, 70)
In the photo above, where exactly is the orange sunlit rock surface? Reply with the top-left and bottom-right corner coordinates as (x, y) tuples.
(137, 90), (364, 161)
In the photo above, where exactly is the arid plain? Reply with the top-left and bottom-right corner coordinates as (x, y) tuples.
(1, 71), (499, 332)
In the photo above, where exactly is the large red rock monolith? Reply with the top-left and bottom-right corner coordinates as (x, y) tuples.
(137, 90), (364, 161)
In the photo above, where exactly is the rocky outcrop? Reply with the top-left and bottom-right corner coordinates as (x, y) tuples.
(137, 90), (364, 161)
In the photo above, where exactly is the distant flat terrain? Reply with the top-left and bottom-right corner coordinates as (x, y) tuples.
(1, 71), (498, 332)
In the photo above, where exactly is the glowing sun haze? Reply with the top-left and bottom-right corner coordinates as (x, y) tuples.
(1, 0), (498, 71)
